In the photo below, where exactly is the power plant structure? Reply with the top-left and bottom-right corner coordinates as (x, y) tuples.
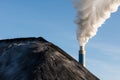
(79, 46), (85, 66)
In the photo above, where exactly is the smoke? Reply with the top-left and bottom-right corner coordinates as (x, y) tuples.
(73, 0), (120, 47)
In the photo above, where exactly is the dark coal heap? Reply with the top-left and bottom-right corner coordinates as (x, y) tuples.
(0, 37), (99, 80)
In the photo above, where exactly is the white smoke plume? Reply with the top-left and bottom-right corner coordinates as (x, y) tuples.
(73, 0), (120, 47)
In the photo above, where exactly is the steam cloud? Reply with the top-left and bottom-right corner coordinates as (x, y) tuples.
(73, 0), (120, 47)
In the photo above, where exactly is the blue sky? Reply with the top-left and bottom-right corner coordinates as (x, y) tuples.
(0, 0), (120, 80)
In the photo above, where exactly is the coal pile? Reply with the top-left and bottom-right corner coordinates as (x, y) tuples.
(0, 37), (99, 80)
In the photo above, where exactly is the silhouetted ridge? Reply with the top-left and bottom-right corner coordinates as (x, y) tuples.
(0, 37), (48, 43)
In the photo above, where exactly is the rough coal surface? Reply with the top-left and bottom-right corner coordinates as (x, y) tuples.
(0, 37), (99, 80)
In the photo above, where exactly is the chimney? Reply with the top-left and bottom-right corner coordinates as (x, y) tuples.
(79, 46), (85, 66)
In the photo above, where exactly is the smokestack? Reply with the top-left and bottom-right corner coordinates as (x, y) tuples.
(79, 46), (85, 66)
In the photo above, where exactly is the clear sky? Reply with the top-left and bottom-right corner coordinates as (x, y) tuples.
(0, 0), (120, 80)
